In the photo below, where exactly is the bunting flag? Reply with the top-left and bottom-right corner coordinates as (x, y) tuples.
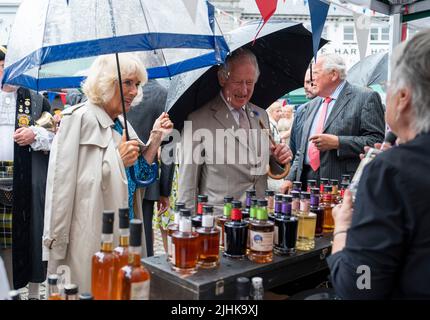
(59, 93), (67, 105)
(182, 0), (199, 24)
(47, 92), (57, 104)
(308, 0), (330, 62)
(353, 12), (371, 60)
(254, 0), (277, 40)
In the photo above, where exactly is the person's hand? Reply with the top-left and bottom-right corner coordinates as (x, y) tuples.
(157, 196), (170, 215)
(359, 142), (393, 159)
(271, 143), (292, 164)
(13, 127), (36, 146)
(119, 131), (140, 167)
(332, 189), (354, 232)
(280, 180), (293, 194)
(309, 133), (339, 152)
(152, 112), (173, 140)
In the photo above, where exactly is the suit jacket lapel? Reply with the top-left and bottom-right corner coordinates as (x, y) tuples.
(323, 82), (352, 132)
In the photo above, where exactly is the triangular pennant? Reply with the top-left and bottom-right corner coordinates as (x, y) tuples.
(59, 93), (67, 105)
(254, 0), (277, 41)
(308, 0), (330, 62)
(182, 0), (199, 24)
(47, 92), (57, 104)
(353, 12), (371, 60)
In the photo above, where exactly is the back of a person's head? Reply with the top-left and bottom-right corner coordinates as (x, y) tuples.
(391, 29), (430, 134)
(0, 45), (6, 61)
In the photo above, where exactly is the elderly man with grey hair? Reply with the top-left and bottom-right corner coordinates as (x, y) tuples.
(328, 30), (430, 299)
(281, 53), (385, 193)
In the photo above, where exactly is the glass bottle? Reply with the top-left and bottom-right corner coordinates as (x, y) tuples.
(224, 200), (248, 259)
(339, 182), (350, 203)
(321, 185), (335, 233)
(91, 211), (115, 300)
(249, 197), (258, 222)
(274, 195), (298, 255)
(306, 179), (317, 192)
(250, 277), (264, 300)
(112, 208), (130, 299)
(341, 174), (351, 185)
(117, 219), (151, 300)
(167, 202), (185, 262)
(320, 178), (329, 193)
(296, 211), (317, 251)
(215, 196), (232, 249)
(192, 195), (208, 232)
(265, 190), (275, 214)
(291, 190), (300, 216)
(197, 205), (220, 268)
(235, 277), (250, 300)
(243, 189), (256, 220)
(270, 194), (283, 222)
(64, 284), (79, 300)
(171, 209), (199, 274)
(331, 179), (339, 199)
(292, 181), (302, 192)
(310, 188), (324, 237)
(47, 274), (62, 300)
(248, 199), (274, 263)
(299, 192), (311, 215)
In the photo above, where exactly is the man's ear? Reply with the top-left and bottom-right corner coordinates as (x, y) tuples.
(397, 86), (412, 115)
(217, 70), (226, 87)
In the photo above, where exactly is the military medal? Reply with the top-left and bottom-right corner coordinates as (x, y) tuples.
(17, 114), (31, 127)
(24, 99), (30, 106)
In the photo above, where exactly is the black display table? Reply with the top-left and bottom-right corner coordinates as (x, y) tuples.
(141, 236), (332, 300)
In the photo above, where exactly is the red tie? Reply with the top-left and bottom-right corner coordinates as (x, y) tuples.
(308, 97), (332, 171)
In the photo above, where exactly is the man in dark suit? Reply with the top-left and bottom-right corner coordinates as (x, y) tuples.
(282, 54), (385, 192)
(127, 79), (174, 256)
(289, 67), (317, 160)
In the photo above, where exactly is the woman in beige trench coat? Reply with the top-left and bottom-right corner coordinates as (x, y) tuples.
(42, 53), (173, 293)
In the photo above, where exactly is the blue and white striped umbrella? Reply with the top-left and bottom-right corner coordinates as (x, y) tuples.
(2, 0), (229, 90)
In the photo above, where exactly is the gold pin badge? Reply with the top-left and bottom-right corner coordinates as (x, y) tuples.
(17, 114), (30, 127)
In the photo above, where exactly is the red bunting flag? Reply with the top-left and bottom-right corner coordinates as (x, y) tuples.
(254, 0), (277, 42)
(59, 93), (67, 105)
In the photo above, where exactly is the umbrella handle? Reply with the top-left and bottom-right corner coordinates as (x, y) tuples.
(129, 162), (158, 188)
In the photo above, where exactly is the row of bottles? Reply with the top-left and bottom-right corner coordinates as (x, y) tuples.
(47, 277), (91, 300)
(91, 209), (150, 300)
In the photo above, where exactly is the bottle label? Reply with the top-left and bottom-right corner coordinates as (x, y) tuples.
(217, 225), (223, 245)
(292, 200), (300, 212)
(300, 200), (310, 213)
(274, 226), (278, 245)
(130, 280), (150, 300)
(167, 235), (172, 257)
(202, 215), (213, 227)
(171, 242), (176, 265)
(250, 230), (274, 252)
(179, 219), (191, 232)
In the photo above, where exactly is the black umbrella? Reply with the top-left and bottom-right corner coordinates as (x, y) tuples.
(346, 52), (388, 87)
(166, 20), (328, 132)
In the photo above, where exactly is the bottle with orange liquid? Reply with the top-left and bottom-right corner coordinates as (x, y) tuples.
(112, 208), (130, 299)
(47, 274), (63, 300)
(196, 205), (220, 269)
(91, 211), (115, 300)
(117, 219), (151, 300)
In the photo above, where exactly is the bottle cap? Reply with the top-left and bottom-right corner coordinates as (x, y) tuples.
(274, 194), (283, 201)
(257, 199), (268, 207)
(330, 179), (339, 186)
(64, 284), (78, 295)
(291, 190), (300, 199)
(198, 195), (208, 202)
(341, 174), (351, 181)
(224, 196), (233, 203)
(252, 277), (263, 287)
(102, 211), (114, 234)
(236, 277), (250, 298)
(324, 185), (333, 192)
(293, 181), (302, 188)
(246, 190), (256, 197)
(310, 188), (320, 195)
(265, 190), (274, 196)
(129, 219), (143, 247)
(307, 179), (317, 186)
(175, 202), (186, 212)
(180, 208), (191, 217)
(300, 192), (310, 199)
(251, 197), (259, 206)
(79, 293), (94, 300)
(118, 208), (129, 229)
(203, 205), (213, 213)
(48, 274), (59, 285)
(282, 194), (292, 202)
(232, 200), (242, 209)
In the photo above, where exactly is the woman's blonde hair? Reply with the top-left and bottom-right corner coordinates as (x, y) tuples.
(267, 101), (282, 117)
(82, 53), (148, 106)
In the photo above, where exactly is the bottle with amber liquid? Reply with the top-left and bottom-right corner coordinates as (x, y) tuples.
(167, 202), (185, 262)
(296, 192), (317, 251)
(112, 208), (130, 299)
(339, 182), (350, 203)
(224, 200), (248, 259)
(91, 211), (115, 300)
(310, 188), (324, 237)
(274, 195), (298, 255)
(172, 209), (199, 274)
(117, 219), (151, 300)
(197, 205), (220, 268)
(321, 185), (335, 233)
(216, 196), (232, 249)
(47, 274), (63, 300)
(192, 195), (208, 231)
(248, 199), (274, 263)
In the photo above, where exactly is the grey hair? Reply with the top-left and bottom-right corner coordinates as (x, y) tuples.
(319, 53), (347, 80)
(390, 30), (430, 134)
(218, 48), (260, 81)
